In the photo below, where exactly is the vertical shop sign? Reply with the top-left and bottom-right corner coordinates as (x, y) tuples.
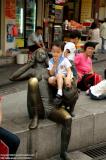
(5, 0), (16, 19)
(80, 0), (92, 22)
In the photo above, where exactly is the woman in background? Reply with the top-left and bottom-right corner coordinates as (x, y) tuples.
(74, 42), (102, 91)
(88, 21), (100, 59)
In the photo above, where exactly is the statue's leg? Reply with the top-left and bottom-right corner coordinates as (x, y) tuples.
(48, 108), (72, 160)
(69, 92), (79, 117)
(27, 77), (44, 129)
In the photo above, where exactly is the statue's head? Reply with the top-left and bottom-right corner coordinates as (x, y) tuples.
(33, 48), (48, 63)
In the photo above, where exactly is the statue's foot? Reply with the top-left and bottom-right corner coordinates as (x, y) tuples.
(70, 112), (75, 117)
(60, 152), (71, 160)
(29, 116), (38, 129)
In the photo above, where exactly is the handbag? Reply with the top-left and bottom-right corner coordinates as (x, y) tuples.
(78, 72), (102, 91)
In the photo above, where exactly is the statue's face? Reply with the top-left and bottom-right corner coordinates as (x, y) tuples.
(34, 48), (47, 63)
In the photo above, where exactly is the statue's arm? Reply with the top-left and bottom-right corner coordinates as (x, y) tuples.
(9, 60), (34, 81)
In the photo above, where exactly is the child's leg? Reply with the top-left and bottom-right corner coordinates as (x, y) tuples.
(53, 74), (65, 106)
(48, 76), (57, 87)
(56, 74), (65, 96)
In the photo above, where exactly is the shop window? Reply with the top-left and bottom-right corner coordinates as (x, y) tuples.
(63, 0), (80, 22)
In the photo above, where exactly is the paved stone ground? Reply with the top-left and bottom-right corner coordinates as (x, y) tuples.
(0, 55), (106, 160)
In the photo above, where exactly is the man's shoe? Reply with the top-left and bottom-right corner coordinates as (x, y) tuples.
(54, 94), (62, 106)
(60, 152), (71, 160)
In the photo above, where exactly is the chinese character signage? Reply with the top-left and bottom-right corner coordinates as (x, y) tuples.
(5, 0), (16, 19)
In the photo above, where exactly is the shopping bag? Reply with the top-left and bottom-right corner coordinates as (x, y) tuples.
(78, 73), (102, 91)
(0, 139), (9, 160)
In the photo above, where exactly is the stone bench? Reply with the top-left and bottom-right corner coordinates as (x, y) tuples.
(2, 90), (106, 160)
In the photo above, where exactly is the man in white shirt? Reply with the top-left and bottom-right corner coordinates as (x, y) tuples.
(27, 26), (45, 52)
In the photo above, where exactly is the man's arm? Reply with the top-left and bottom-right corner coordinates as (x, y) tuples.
(31, 33), (42, 48)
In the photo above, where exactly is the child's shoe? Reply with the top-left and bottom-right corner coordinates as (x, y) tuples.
(54, 94), (62, 106)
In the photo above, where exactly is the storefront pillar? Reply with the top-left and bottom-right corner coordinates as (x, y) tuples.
(92, 0), (100, 21)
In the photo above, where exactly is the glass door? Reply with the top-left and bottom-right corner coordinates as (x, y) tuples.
(16, 0), (36, 48)
(16, 0), (24, 47)
(16, 0), (24, 38)
(25, 0), (36, 38)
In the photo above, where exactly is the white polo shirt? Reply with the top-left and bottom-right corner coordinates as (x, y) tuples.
(48, 55), (73, 78)
(27, 32), (43, 46)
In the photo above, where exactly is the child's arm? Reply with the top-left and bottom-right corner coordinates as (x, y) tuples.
(48, 57), (58, 76)
(49, 63), (57, 76)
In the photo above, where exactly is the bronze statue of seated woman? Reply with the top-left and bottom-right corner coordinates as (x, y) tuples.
(9, 48), (79, 160)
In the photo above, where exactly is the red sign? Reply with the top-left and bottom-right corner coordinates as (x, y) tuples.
(5, 0), (16, 19)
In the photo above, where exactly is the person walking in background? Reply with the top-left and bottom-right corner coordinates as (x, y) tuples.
(100, 18), (106, 54)
(0, 96), (20, 159)
(27, 26), (45, 53)
(88, 21), (100, 59)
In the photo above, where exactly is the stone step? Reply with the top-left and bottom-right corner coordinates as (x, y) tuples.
(46, 151), (92, 160)
(2, 90), (106, 160)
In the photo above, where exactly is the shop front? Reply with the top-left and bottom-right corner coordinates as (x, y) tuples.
(44, 0), (81, 48)
(0, 0), (39, 57)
